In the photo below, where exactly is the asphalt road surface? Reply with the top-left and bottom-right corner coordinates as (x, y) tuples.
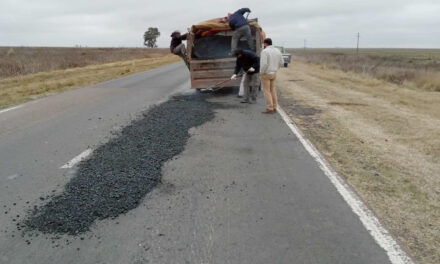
(0, 62), (394, 264)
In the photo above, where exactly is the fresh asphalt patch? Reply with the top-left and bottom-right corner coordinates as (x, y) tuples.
(23, 92), (221, 236)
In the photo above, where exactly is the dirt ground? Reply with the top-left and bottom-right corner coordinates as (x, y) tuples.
(277, 60), (440, 264)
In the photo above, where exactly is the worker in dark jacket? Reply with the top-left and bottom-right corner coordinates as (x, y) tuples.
(228, 8), (254, 54)
(231, 49), (260, 103)
(170, 30), (189, 69)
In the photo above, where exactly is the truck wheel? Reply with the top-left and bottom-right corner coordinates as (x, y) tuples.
(284, 63), (288, 67)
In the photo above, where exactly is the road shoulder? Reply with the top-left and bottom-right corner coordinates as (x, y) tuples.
(277, 60), (438, 264)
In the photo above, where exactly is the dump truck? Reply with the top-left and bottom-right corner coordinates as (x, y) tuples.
(186, 17), (264, 90)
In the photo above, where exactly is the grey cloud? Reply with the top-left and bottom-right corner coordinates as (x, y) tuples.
(0, 0), (439, 48)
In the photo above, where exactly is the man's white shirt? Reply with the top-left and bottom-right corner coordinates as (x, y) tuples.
(260, 46), (284, 74)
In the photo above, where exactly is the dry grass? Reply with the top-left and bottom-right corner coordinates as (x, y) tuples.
(277, 59), (440, 264)
(289, 48), (440, 92)
(0, 54), (180, 109)
(0, 47), (169, 78)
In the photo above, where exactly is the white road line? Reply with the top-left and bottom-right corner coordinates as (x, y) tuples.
(7, 174), (19, 180)
(60, 149), (93, 169)
(0, 105), (24, 114)
(277, 106), (413, 264)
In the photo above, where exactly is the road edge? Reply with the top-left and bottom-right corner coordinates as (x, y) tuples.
(0, 58), (181, 112)
(0, 62), (184, 117)
(276, 105), (414, 264)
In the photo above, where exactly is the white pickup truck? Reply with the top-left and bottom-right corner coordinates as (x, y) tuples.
(274, 46), (291, 67)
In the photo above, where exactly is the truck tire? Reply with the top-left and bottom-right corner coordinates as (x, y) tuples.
(284, 62), (288, 67)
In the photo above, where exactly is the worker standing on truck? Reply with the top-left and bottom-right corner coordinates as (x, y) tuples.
(259, 38), (284, 114)
(170, 30), (189, 69)
(228, 8), (254, 54)
(231, 49), (260, 104)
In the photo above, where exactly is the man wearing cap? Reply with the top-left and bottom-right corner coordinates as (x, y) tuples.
(259, 38), (285, 114)
(170, 30), (189, 69)
(228, 8), (254, 54)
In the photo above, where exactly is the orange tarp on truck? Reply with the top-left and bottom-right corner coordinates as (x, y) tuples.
(191, 17), (264, 39)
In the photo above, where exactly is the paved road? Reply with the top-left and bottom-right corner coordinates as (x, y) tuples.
(0, 63), (392, 263)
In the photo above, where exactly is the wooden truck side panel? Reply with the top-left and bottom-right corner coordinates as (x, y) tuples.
(190, 58), (240, 89)
(187, 27), (261, 89)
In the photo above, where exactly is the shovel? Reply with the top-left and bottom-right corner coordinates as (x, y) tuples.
(206, 74), (243, 91)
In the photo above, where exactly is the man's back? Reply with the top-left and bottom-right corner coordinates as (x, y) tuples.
(229, 8), (250, 30)
(260, 46), (283, 74)
(235, 50), (260, 74)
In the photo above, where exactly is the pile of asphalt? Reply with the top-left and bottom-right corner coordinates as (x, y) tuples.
(24, 93), (216, 235)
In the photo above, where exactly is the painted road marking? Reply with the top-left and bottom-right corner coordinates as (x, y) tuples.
(0, 105), (24, 114)
(60, 149), (93, 169)
(7, 174), (19, 180)
(277, 106), (413, 264)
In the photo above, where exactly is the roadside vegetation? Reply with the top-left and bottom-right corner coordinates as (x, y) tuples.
(0, 47), (179, 109)
(0, 47), (169, 78)
(278, 49), (440, 264)
(289, 48), (440, 92)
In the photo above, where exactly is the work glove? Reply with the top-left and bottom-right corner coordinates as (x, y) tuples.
(231, 74), (237, 80)
(247, 67), (255, 73)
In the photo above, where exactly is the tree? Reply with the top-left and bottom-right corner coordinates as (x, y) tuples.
(143, 27), (160, 48)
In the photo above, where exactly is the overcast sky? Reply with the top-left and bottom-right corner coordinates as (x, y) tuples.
(1, 0), (439, 48)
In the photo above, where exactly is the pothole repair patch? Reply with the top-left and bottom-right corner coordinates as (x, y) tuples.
(23, 93), (217, 235)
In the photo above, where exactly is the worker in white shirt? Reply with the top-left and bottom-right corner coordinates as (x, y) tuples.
(259, 38), (285, 114)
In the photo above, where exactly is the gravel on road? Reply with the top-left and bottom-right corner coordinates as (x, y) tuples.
(24, 92), (217, 235)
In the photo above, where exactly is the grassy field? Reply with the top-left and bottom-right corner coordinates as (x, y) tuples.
(288, 48), (440, 92)
(278, 49), (440, 263)
(0, 47), (170, 78)
(0, 47), (179, 109)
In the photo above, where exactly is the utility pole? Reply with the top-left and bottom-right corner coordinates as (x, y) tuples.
(356, 32), (360, 57)
(304, 39), (306, 51)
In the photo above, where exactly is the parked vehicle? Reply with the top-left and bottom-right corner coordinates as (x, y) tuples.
(274, 46), (291, 67)
(186, 18), (264, 90)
